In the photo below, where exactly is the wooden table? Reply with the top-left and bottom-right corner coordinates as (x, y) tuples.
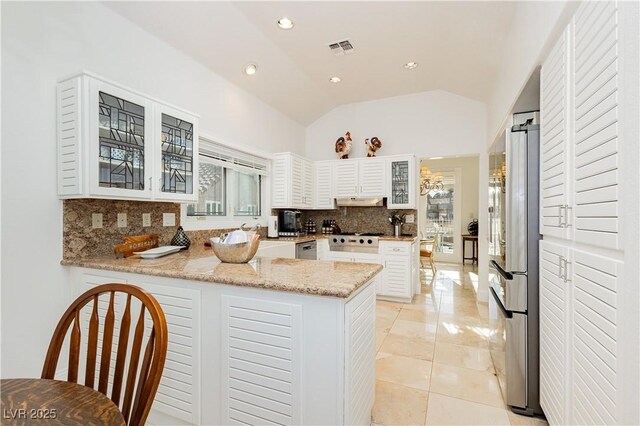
(1, 378), (125, 425)
(461, 234), (479, 265)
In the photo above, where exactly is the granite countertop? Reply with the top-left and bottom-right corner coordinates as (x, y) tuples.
(266, 234), (417, 243)
(61, 248), (383, 299)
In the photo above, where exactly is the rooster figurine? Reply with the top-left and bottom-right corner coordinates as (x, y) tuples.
(335, 131), (352, 159)
(364, 136), (382, 157)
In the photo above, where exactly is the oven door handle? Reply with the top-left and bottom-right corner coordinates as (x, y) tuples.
(490, 286), (512, 319)
(491, 260), (513, 281)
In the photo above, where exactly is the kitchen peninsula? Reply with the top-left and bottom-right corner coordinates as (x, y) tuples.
(62, 248), (381, 426)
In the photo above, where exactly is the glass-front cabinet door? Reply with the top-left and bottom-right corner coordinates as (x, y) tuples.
(155, 104), (199, 202)
(89, 80), (153, 199)
(387, 156), (416, 209)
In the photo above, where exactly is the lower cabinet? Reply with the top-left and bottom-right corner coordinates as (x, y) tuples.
(69, 267), (377, 425)
(539, 241), (623, 425)
(378, 241), (414, 302)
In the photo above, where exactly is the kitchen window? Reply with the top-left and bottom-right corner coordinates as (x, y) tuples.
(181, 137), (269, 230)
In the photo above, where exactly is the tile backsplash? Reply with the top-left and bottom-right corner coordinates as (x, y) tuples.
(296, 206), (417, 236)
(63, 199), (266, 260)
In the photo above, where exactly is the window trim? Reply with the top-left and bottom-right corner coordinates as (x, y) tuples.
(180, 134), (271, 231)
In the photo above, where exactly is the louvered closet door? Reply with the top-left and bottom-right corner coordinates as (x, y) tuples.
(141, 282), (201, 425)
(358, 158), (386, 197)
(221, 296), (302, 425)
(291, 157), (304, 208)
(271, 155), (289, 208)
(539, 241), (570, 425)
(573, 0), (620, 250)
(540, 28), (570, 238)
(571, 249), (620, 425)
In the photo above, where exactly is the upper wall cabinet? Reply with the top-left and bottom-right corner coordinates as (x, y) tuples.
(333, 158), (387, 199)
(57, 72), (199, 203)
(387, 155), (416, 209)
(271, 152), (315, 209)
(314, 161), (335, 209)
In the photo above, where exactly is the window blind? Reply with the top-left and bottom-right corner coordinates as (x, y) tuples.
(199, 137), (269, 174)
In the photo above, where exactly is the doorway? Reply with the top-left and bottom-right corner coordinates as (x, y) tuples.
(418, 156), (479, 264)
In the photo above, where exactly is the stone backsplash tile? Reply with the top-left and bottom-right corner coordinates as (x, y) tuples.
(63, 199), (181, 260)
(295, 206), (417, 236)
(64, 199), (268, 259)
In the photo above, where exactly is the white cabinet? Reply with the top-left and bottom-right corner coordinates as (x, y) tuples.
(333, 158), (386, 199)
(538, 2), (638, 424)
(333, 160), (359, 198)
(256, 241), (296, 259)
(539, 240), (570, 426)
(387, 155), (416, 209)
(358, 158), (386, 197)
(314, 162), (335, 209)
(326, 252), (383, 294)
(540, 28), (570, 239)
(379, 242), (413, 301)
(57, 72), (199, 203)
(317, 238), (329, 261)
(271, 153), (314, 209)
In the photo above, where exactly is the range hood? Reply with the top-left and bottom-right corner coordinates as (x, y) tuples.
(335, 197), (385, 207)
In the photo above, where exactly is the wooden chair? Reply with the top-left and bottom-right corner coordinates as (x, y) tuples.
(420, 241), (437, 274)
(42, 284), (168, 426)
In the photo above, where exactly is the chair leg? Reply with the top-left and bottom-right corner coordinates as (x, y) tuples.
(430, 256), (436, 274)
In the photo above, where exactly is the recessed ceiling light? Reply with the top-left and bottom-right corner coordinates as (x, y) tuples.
(403, 62), (419, 70)
(277, 17), (294, 30)
(329, 76), (342, 83)
(429, 156), (444, 160)
(243, 63), (258, 76)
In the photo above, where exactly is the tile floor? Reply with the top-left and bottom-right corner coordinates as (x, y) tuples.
(372, 263), (549, 426)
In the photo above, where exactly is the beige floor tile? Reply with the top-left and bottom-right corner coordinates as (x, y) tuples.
(390, 319), (438, 341)
(379, 333), (436, 361)
(372, 381), (428, 426)
(376, 353), (432, 391)
(438, 312), (484, 327)
(426, 393), (510, 425)
(397, 307), (439, 324)
(429, 363), (505, 408)
(376, 331), (388, 351)
(433, 342), (495, 372)
(437, 303), (481, 318)
(376, 312), (397, 333)
(507, 411), (548, 426)
(377, 300), (404, 312)
(436, 322), (489, 348)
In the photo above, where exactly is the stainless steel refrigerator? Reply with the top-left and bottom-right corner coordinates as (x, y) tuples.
(487, 122), (542, 416)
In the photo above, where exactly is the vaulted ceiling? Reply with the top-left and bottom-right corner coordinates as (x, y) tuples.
(105, 1), (519, 125)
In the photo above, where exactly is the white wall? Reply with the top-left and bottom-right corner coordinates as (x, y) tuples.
(305, 90), (487, 160)
(0, 2), (304, 377)
(485, 0), (577, 144)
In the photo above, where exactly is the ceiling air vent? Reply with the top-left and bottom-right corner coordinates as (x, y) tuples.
(328, 39), (355, 56)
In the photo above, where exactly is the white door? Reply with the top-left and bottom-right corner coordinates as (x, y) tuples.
(290, 156), (304, 208)
(358, 158), (386, 197)
(572, 0), (620, 251)
(302, 159), (314, 208)
(381, 255), (411, 298)
(540, 27), (570, 239)
(539, 240), (570, 426)
(333, 161), (359, 198)
(88, 79), (154, 200)
(314, 162), (334, 209)
(423, 168), (462, 263)
(154, 104), (199, 203)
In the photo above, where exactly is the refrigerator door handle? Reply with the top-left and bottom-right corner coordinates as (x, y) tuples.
(491, 260), (514, 281)
(490, 287), (513, 319)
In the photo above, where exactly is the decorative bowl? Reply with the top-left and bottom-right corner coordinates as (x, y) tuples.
(211, 234), (260, 263)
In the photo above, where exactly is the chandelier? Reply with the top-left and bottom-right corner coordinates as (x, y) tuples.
(419, 166), (444, 195)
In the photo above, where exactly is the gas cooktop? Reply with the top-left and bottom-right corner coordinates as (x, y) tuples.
(328, 233), (382, 253)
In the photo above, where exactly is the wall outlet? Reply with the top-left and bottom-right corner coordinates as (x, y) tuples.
(142, 213), (152, 227)
(91, 213), (103, 229)
(406, 214), (415, 224)
(163, 213), (176, 227)
(117, 213), (128, 228)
